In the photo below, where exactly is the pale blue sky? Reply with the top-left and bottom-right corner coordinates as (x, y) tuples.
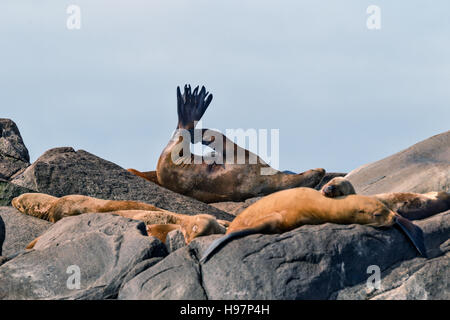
(1, 1), (449, 173)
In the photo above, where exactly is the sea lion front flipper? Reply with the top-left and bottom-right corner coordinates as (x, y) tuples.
(394, 215), (427, 258)
(177, 84), (213, 130)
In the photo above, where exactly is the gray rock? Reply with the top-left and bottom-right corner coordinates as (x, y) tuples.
(0, 119), (30, 180)
(0, 207), (52, 257)
(0, 214), (4, 256)
(0, 213), (167, 299)
(335, 253), (449, 300)
(0, 179), (36, 206)
(346, 131), (450, 194)
(166, 229), (187, 253)
(11, 147), (233, 221)
(210, 197), (262, 216)
(118, 247), (207, 300)
(118, 211), (449, 300)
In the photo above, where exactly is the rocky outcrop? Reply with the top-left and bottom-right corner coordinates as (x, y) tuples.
(118, 211), (449, 300)
(0, 213), (167, 299)
(0, 179), (36, 206)
(11, 147), (233, 221)
(0, 207), (51, 257)
(0, 119), (30, 180)
(346, 131), (450, 194)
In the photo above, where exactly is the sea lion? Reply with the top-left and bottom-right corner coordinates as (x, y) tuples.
(321, 177), (450, 220)
(111, 210), (227, 243)
(14, 193), (228, 248)
(146, 224), (182, 243)
(12, 193), (161, 223)
(200, 187), (427, 263)
(131, 85), (325, 203)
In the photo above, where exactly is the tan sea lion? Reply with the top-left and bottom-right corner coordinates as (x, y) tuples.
(12, 193), (161, 223)
(112, 210), (227, 243)
(200, 187), (427, 263)
(321, 177), (450, 220)
(129, 85), (326, 203)
(146, 224), (182, 243)
(14, 193), (228, 248)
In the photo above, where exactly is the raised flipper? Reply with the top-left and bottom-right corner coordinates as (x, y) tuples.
(177, 85), (213, 130)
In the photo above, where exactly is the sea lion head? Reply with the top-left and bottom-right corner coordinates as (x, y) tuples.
(11, 193), (57, 219)
(321, 177), (356, 198)
(181, 214), (226, 243)
(349, 195), (397, 227)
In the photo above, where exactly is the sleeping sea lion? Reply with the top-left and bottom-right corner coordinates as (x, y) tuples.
(13, 193), (227, 248)
(12, 193), (160, 223)
(129, 85), (325, 203)
(321, 177), (450, 220)
(200, 187), (427, 263)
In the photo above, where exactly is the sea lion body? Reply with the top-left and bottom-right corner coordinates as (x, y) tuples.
(200, 187), (406, 262)
(13, 193), (160, 223)
(321, 177), (450, 220)
(13, 194), (226, 247)
(201, 187), (427, 262)
(138, 85), (325, 203)
(227, 187), (396, 234)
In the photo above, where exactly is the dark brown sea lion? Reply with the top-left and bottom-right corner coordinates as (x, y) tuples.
(132, 85), (325, 203)
(200, 187), (427, 263)
(321, 177), (450, 220)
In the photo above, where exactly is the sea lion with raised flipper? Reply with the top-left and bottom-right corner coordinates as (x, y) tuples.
(200, 187), (427, 263)
(131, 85), (325, 203)
(321, 177), (450, 220)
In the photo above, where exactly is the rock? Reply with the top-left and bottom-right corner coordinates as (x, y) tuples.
(118, 247), (207, 300)
(210, 197), (262, 216)
(0, 214), (4, 256)
(0, 119), (30, 180)
(335, 253), (449, 300)
(0, 207), (51, 257)
(11, 147), (233, 221)
(166, 229), (187, 253)
(345, 131), (450, 194)
(0, 179), (36, 206)
(118, 211), (449, 300)
(0, 213), (168, 299)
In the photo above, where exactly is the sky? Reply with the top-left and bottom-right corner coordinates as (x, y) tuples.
(1, 1), (449, 174)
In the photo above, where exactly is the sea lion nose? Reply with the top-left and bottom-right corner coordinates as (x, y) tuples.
(324, 185), (335, 194)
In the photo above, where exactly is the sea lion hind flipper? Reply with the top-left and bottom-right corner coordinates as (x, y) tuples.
(200, 229), (258, 264)
(394, 215), (427, 258)
(177, 84), (213, 129)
